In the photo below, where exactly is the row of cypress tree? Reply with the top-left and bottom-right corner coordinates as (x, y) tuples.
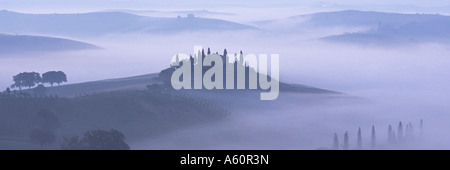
(332, 119), (423, 150)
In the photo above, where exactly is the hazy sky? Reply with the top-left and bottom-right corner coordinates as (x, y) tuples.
(1, 0), (450, 12)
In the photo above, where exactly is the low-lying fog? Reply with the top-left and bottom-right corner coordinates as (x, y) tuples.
(2, 22), (450, 149)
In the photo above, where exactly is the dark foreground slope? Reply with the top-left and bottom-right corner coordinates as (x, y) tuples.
(0, 73), (351, 149)
(0, 89), (228, 149)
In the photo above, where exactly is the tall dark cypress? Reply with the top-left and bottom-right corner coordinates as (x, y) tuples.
(420, 119), (423, 137)
(357, 127), (362, 150)
(371, 126), (376, 149)
(223, 49), (228, 58)
(343, 131), (349, 150)
(388, 125), (393, 144)
(398, 121), (403, 143)
(202, 49), (205, 61)
(333, 133), (339, 150)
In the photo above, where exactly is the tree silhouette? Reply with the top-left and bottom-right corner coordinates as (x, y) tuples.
(158, 67), (176, 87)
(397, 121), (403, 143)
(60, 136), (88, 150)
(357, 127), (362, 150)
(202, 49), (205, 59)
(406, 122), (414, 141)
(420, 119), (423, 137)
(30, 128), (55, 149)
(388, 125), (394, 144)
(4, 87), (11, 95)
(343, 131), (349, 150)
(371, 125), (376, 149)
(60, 129), (129, 150)
(11, 72), (41, 90)
(33, 84), (47, 96)
(84, 129), (129, 150)
(36, 109), (60, 131)
(42, 71), (67, 86)
(223, 49), (228, 58)
(172, 54), (180, 66)
(333, 133), (339, 150)
(160, 47), (275, 91)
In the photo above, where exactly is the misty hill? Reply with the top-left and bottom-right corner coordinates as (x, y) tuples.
(44, 73), (159, 97)
(0, 33), (99, 54)
(103, 9), (235, 17)
(263, 10), (450, 29)
(0, 87), (229, 149)
(293, 10), (450, 28)
(259, 10), (450, 45)
(0, 10), (253, 37)
(312, 10), (450, 44)
(0, 71), (343, 149)
(321, 19), (450, 45)
(41, 72), (337, 98)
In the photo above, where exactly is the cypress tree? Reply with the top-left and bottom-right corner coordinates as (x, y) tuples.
(343, 131), (349, 150)
(388, 125), (393, 144)
(172, 54), (180, 66)
(398, 121), (403, 143)
(357, 127), (362, 150)
(333, 133), (339, 150)
(420, 119), (423, 137)
(239, 50), (244, 65)
(371, 126), (376, 149)
(201, 49), (205, 60)
(223, 49), (228, 58)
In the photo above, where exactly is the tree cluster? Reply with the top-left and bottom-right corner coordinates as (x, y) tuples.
(160, 47), (266, 90)
(60, 129), (130, 150)
(11, 71), (67, 90)
(29, 109), (60, 149)
(330, 119), (423, 150)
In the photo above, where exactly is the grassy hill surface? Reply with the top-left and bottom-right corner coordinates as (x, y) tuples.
(0, 10), (254, 37)
(0, 33), (99, 54)
(45, 73), (159, 97)
(0, 72), (346, 149)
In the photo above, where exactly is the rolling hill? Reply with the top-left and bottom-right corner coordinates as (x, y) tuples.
(257, 10), (450, 45)
(259, 10), (450, 29)
(315, 11), (450, 45)
(40, 72), (338, 98)
(103, 9), (235, 17)
(0, 10), (254, 37)
(320, 18), (450, 45)
(0, 33), (99, 54)
(293, 10), (450, 27)
(0, 72), (346, 149)
(43, 73), (160, 97)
